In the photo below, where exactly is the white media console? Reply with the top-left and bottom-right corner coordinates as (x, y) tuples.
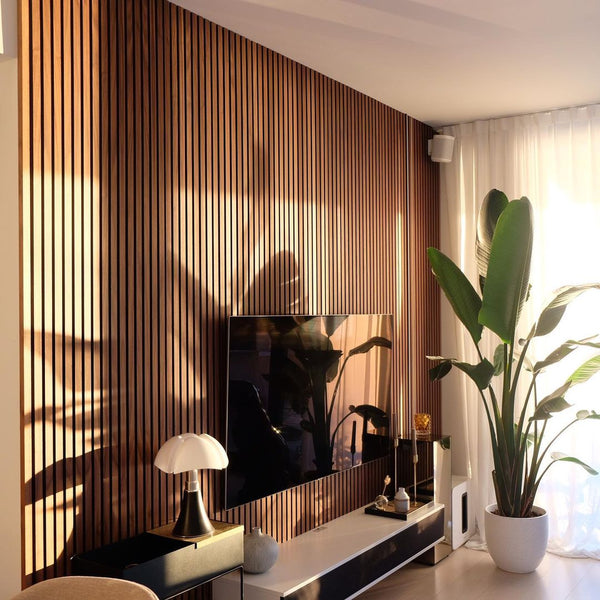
(213, 503), (445, 600)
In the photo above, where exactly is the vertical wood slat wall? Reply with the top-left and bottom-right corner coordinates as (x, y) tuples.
(20, 0), (440, 590)
(408, 120), (441, 430)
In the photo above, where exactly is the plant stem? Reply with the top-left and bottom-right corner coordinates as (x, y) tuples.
(533, 418), (580, 478)
(327, 355), (350, 433)
(502, 341), (515, 459)
(330, 411), (353, 448)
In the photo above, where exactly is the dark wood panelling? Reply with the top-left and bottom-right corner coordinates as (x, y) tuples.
(408, 120), (441, 434)
(20, 0), (439, 592)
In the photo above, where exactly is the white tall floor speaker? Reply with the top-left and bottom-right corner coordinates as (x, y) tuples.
(450, 476), (475, 549)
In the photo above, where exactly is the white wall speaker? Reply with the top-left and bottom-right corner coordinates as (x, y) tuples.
(428, 134), (455, 163)
(451, 476), (475, 549)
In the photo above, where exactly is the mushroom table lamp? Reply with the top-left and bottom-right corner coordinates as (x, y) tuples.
(154, 432), (229, 537)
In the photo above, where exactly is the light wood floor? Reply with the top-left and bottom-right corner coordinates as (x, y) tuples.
(357, 546), (600, 600)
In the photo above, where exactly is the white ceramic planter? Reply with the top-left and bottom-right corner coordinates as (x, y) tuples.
(484, 504), (548, 573)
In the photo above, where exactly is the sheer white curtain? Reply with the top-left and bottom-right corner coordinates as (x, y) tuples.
(440, 104), (600, 557)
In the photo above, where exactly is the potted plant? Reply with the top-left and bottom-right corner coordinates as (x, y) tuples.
(427, 189), (600, 572)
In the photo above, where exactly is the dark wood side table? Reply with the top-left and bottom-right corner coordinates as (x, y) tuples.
(72, 520), (244, 599)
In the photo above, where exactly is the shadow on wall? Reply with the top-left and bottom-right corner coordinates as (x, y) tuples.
(24, 240), (306, 582)
(23, 93), (311, 582)
(23, 1), (345, 580)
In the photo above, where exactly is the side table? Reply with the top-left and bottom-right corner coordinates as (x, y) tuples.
(72, 520), (244, 599)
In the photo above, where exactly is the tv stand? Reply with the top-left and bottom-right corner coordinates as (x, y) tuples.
(214, 503), (444, 600)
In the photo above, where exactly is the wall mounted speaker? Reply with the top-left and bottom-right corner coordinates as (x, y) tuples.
(428, 134), (455, 163)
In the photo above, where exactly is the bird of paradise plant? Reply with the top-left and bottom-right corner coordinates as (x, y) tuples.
(427, 189), (600, 517)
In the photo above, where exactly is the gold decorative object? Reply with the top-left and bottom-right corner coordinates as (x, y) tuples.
(414, 413), (431, 439)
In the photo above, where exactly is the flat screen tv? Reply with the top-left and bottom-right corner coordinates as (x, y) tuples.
(225, 314), (393, 509)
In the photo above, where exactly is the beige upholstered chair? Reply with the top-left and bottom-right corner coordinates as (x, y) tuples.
(11, 576), (159, 600)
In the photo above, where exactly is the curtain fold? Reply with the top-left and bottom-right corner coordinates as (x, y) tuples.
(440, 104), (600, 557)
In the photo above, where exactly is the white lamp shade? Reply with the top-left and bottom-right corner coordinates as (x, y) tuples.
(154, 433), (229, 474)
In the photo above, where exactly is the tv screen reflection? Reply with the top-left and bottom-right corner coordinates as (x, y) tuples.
(225, 314), (392, 509)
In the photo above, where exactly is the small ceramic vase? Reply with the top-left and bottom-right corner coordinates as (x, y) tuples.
(243, 526), (279, 574)
(394, 487), (410, 513)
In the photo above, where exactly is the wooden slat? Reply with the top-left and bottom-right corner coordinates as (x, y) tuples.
(20, 0), (439, 592)
(408, 121), (441, 433)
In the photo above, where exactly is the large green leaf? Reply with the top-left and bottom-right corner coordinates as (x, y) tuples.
(532, 284), (600, 338)
(479, 198), (533, 344)
(530, 396), (572, 421)
(529, 380), (572, 421)
(492, 344), (505, 375)
(427, 356), (495, 390)
(533, 338), (587, 372)
(550, 452), (598, 476)
(428, 360), (452, 381)
(479, 198), (533, 343)
(531, 357), (600, 420)
(568, 354), (600, 385)
(455, 359), (496, 390)
(428, 247), (483, 345)
(476, 189), (509, 292)
(533, 336), (600, 373)
(567, 338), (600, 349)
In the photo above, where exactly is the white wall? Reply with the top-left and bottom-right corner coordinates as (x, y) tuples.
(0, 0), (22, 595)
(0, 0), (17, 57)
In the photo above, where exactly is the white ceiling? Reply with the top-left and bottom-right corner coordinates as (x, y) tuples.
(170, 0), (600, 128)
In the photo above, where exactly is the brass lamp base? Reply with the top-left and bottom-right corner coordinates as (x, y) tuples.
(173, 488), (214, 538)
